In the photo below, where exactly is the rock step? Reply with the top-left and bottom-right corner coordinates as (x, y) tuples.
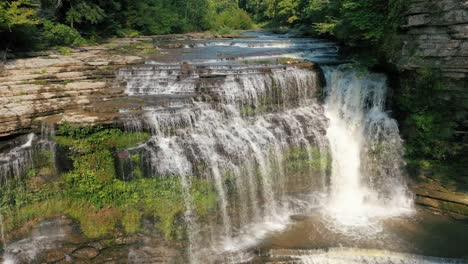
(413, 178), (468, 219)
(0, 39), (145, 138)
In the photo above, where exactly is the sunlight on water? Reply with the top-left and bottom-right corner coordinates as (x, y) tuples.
(272, 248), (467, 264)
(321, 66), (414, 236)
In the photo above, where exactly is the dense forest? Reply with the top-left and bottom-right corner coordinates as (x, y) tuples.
(0, 0), (253, 51)
(1, 0), (402, 51)
(0, 0), (465, 180)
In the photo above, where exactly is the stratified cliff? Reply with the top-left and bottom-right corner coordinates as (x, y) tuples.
(400, 0), (467, 85)
(0, 38), (150, 138)
(396, 0), (468, 217)
(394, 0), (467, 158)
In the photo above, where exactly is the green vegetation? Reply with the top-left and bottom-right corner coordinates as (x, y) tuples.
(0, 0), (406, 60)
(0, 125), (217, 240)
(398, 69), (463, 161)
(284, 146), (331, 173)
(0, 0), (256, 52)
(214, 6), (254, 31)
(238, 0), (466, 185)
(397, 69), (467, 187)
(240, 0), (404, 44)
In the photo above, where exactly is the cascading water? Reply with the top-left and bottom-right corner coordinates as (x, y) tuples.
(4, 31), (462, 264)
(0, 134), (35, 185)
(118, 62), (331, 262)
(269, 248), (466, 264)
(321, 66), (413, 234)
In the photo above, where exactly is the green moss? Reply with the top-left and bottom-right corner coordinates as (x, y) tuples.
(1, 126), (217, 241)
(80, 207), (121, 238)
(131, 154), (143, 178)
(56, 125), (149, 154)
(284, 146), (331, 173)
(2, 174), (217, 240)
(193, 187), (218, 217)
(440, 201), (468, 216)
(240, 105), (256, 117)
(121, 207), (142, 234)
(57, 46), (72, 56)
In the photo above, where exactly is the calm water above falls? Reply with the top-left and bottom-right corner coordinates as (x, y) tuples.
(1, 31), (467, 264)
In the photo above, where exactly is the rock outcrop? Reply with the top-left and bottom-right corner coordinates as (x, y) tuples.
(0, 217), (184, 264)
(396, 0), (468, 217)
(413, 176), (468, 220)
(398, 0), (467, 124)
(0, 38), (152, 138)
(400, 0), (468, 81)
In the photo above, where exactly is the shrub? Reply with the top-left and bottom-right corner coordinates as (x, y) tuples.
(214, 7), (254, 30)
(57, 46), (72, 55)
(42, 21), (85, 47)
(2, 126), (217, 242)
(397, 69), (463, 161)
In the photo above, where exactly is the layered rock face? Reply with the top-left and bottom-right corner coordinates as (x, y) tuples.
(399, 0), (468, 218)
(400, 0), (468, 80)
(0, 38), (149, 138)
(399, 0), (467, 123)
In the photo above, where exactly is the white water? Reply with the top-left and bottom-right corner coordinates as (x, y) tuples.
(2, 219), (69, 264)
(0, 32), (425, 264)
(0, 133), (35, 185)
(322, 66), (413, 235)
(269, 248), (466, 264)
(117, 55), (419, 261)
(119, 62), (329, 262)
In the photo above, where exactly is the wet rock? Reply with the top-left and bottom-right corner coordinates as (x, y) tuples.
(72, 246), (100, 259)
(44, 249), (67, 263)
(4, 216), (185, 264)
(412, 176), (468, 219)
(398, 0), (468, 145)
(400, 0), (468, 75)
(290, 215), (309, 221)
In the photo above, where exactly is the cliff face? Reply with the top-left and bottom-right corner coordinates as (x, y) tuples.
(399, 0), (467, 92)
(393, 0), (467, 152)
(401, 0), (467, 68)
(397, 0), (468, 216)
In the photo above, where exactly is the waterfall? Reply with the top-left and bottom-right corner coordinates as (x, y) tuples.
(119, 63), (330, 262)
(0, 133), (35, 186)
(322, 66), (413, 234)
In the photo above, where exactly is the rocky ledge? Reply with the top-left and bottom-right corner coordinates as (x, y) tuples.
(413, 176), (468, 220)
(0, 38), (159, 138)
(0, 217), (184, 264)
(400, 0), (468, 80)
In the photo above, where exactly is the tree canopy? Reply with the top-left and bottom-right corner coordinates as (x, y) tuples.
(1, 0), (405, 51)
(0, 0), (254, 51)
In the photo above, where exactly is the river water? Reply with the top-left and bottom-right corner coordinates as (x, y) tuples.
(1, 31), (467, 263)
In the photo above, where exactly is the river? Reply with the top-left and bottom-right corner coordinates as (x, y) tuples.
(1, 31), (467, 264)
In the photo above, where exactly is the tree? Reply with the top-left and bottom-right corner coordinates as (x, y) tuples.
(0, 0), (39, 32)
(65, 1), (105, 28)
(277, 0), (299, 24)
